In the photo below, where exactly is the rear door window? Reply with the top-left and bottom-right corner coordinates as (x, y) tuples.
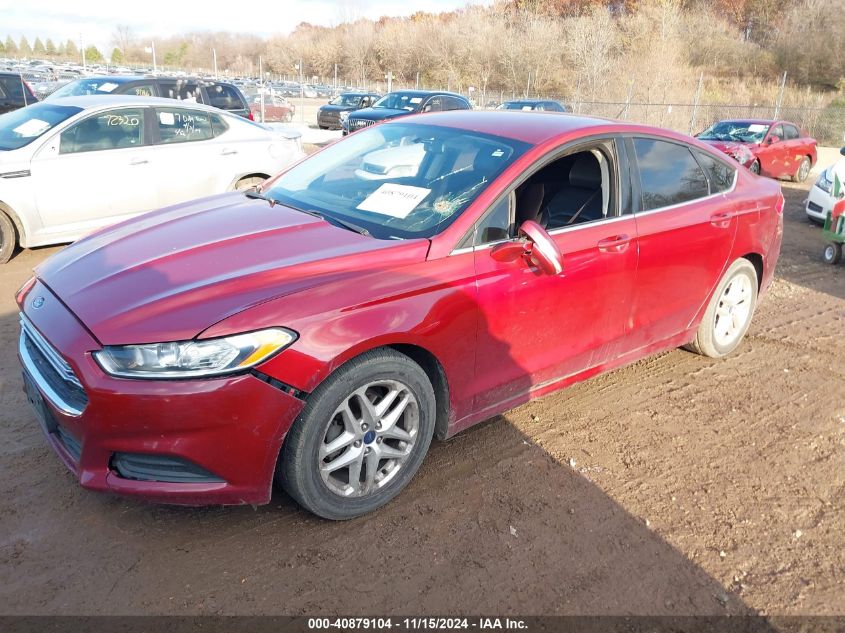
(206, 84), (244, 110)
(59, 108), (145, 154)
(154, 108), (214, 144)
(783, 124), (800, 140)
(633, 138), (710, 210)
(0, 76), (31, 102)
(693, 149), (736, 194)
(123, 83), (156, 97)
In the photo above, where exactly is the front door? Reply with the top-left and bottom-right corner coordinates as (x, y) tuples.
(30, 106), (156, 235)
(470, 141), (638, 415)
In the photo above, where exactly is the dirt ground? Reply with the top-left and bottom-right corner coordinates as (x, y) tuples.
(0, 177), (842, 616)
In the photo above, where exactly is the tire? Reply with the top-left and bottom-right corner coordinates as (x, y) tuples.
(0, 210), (17, 265)
(277, 348), (436, 520)
(749, 160), (761, 176)
(284, 112), (293, 123)
(233, 176), (266, 191)
(686, 258), (758, 358)
(793, 156), (811, 183)
(823, 242), (842, 265)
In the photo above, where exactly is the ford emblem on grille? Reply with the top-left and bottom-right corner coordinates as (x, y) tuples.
(31, 296), (45, 309)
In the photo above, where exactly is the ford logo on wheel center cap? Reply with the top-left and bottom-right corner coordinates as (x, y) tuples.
(31, 296), (45, 310)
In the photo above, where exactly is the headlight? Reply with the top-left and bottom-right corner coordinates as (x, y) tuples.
(816, 169), (833, 194)
(339, 111), (350, 120)
(94, 328), (297, 379)
(729, 145), (753, 165)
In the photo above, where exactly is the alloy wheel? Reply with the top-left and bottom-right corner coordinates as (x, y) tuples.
(713, 274), (753, 347)
(318, 380), (419, 498)
(797, 158), (810, 183)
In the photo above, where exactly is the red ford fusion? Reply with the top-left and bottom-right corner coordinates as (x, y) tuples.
(696, 118), (817, 182)
(17, 111), (783, 519)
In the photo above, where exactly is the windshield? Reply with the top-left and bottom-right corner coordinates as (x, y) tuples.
(330, 94), (363, 107)
(499, 102), (536, 110)
(48, 78), (128, 99)
(262, 122), (529, 240)
(698, 121), (770, 143)
(0, 103), (81, 151)
(373, 93), (426, 112)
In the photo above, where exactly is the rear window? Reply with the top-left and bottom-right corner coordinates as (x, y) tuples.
(693, 149), (736, 194)
(49, 78), (128, 99)
(158, 81), (201, 102)
(206, 84), (245, 110)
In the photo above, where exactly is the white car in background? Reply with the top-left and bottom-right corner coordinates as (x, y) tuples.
(806, 147), (845, 224)
(0, 95), (304, 263)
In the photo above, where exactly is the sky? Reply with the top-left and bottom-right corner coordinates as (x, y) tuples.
(0, 0), (491, 55)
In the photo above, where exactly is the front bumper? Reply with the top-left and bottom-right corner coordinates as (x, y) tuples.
(317, 111), (342, 129)
(806, 185), (831, 221)
(17, 281), (304, 506)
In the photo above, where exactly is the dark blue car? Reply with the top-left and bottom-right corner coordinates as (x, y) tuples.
(342, 90), (471, 135)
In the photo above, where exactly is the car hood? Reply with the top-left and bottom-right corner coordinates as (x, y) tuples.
(700, 139), (755, 153)
(36, 192), (430, 345)
(319, 104), (356, 113)
(348, 108), (412, 122)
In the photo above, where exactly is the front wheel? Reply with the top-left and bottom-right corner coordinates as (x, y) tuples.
(284, 111), (293, 122)
(686, 259), (758, 358)
(277, 349), (436, 520)
(823, 242), (842, 265)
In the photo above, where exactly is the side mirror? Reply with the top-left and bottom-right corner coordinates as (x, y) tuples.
(767, 135), (780, 145)
(506, 220), (563, 275)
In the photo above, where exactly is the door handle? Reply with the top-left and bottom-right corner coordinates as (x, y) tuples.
(129, 157), (149, 165)
(710, 211), (735, 226)
(220, 148), (238, 156)
(597, 234), (631, 252)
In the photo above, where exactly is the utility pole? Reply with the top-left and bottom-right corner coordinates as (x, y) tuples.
(334, 63), (338, 92)
(689, 72), (704, 135)
(151, 41), (157, 73)
(385, 70), (393, 93)
(773, 71), (787, 119)
(259, 56), (265, 123)
(213, 48), (218, 78)
(80, 34), (85, 69)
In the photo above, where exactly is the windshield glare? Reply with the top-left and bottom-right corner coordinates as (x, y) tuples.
(373, 93), (425, 112)
(330, 94), (362, 107)
(698, 121), (770, 143)
(0, 103), (81, 151)
(48, 78), (126, 99)
(263, 123), (529, 240)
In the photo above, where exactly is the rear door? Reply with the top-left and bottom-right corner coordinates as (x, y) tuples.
(759, 123), (789, 177)
(625, 136), (738, 349)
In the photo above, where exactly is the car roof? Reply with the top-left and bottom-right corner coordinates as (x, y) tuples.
(42, 94), (225, 112)
(403, 110), (697, 145)
(389, 90), (466, 98)
(719, 119), (776, 125)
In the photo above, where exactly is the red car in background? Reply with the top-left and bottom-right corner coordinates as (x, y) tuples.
(250, 95), (295, 122)
(17, 112), (783, 519)
(696, 119), (817, 182)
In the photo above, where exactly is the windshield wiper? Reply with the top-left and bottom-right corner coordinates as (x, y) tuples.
(294, 207), (371, 236)
(244, 190), (278, 207)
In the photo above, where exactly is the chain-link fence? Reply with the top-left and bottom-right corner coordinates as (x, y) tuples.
(480, 99), (845, 147)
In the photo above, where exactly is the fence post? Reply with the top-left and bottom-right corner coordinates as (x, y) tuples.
(773, 71), (787, 119)
(574, 77), (581, 114)
(622, 80), (634, 120)
(689, 72), (703, 135)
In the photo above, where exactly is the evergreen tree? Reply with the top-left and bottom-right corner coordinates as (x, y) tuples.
(33, 37), (46, 56)
(45, 38), (57, 56)
(84, 45), (103, 63)
(18, 36), (32, 56)
(65, 39), (78, 60)
(6, 36), (19, 56)
(57, 42), (66, 57)
(110, 47), (124, 64)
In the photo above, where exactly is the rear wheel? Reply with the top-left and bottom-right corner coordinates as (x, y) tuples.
(277, 349), (436, 520)
(749, 160), (761, 175)
(284, 111), (293, 123)
(823, 242), (842, 265)
(794, 157), (811, 183)
(686, 259), (758, 358)
(0, 210), (17, 265)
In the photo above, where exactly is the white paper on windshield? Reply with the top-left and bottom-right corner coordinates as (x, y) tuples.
(409, 97), (422, 104)
(159, 112), (175, 125)
(13, 119), (50, 137)
(98, 82), (119, 93)
(521, 105), (532, 111)
(356, 184), (431, 218)
(748, 124), (768, 132)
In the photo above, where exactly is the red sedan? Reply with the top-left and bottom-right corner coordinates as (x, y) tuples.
(17, 111), (783, 519)
(696, 119), (817, 181)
